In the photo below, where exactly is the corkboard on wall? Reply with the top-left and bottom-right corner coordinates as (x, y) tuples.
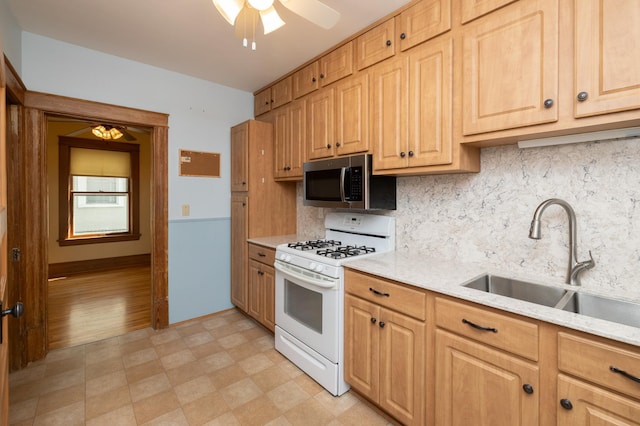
(179, 150), (221, 177)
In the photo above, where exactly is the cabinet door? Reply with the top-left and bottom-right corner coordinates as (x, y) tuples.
(230, 195), (248, 311)
(379, 308), (426, 426)
(461, 0), (558, 135)
(408, 36), (452, 167)
(247, 259), (262, 320)
(356, 18), (396, 70)
(254, 88), (271, 116)
(293, 61), (319, 99)
(262, 265), (275, 332)
(435, 330), (539, 426)
(335, 73), (369, 156)
(344, 294), (380, 402)
(397, 0), (451, 51)
(271, 76), (292, 109)
(557, 375), (640, 426)
(230, 122), (248, 191)
(460, 0), (517, 24)
(287, 99), (306, 178)
(273, 107), (289, 179)
(306, 88), (335, 160)
(370, 56), (409, 171)
(320, 42), (353, 87)
(574, 0), (640, 118)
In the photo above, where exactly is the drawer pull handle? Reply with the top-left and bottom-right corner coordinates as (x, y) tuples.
(462, 318), (498, 333)
(610, 366), (640, 383)
(369, 287), (390, 297)
(258, 252), (266, 257)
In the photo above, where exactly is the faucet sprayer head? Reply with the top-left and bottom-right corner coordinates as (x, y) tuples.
(529, 219), (542, 239)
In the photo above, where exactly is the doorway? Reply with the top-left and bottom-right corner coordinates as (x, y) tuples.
(6, 87), (169, 369)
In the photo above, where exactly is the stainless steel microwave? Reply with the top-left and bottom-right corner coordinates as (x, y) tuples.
(303, 154), (396, 210)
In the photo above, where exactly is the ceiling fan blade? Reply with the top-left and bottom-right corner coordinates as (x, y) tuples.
(260, 6), (285, 34)
(279, 0), (340, 29)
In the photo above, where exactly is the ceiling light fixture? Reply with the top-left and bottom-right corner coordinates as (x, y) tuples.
(92, 125), (123, 140)
(212, 0), (339, 50)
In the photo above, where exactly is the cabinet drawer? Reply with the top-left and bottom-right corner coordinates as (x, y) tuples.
(248, 244), (275, 265)
(435, 297), (539, 361)
(345, 270), (426, 321)
(558, 332), (640, 400)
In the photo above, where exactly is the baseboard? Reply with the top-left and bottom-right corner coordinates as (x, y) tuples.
(48, 254), (151, 278)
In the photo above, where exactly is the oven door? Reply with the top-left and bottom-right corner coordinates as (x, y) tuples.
(274, 260), (341, 363)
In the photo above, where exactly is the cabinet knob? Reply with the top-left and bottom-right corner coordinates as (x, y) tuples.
(379, 321), (386, 328)
(408, 151), (414, 157)
(336, 142), (341, 147)
(312, 77), (317, 83)
(400, 151), (406, 158)
(320, 73), (325, 79)
(400, 32), (406, 40)
(577, 91), (589, 102)
(242, 181), (246, 185)
(560, 399), (573, 410)
(386, 40), (392, 46)
(327, 144), (332, 149)
(371, 317), (377, 324)
(543, 99), (554, 108)
(265, 101), (269, 106)
(522, 384), (534, 394)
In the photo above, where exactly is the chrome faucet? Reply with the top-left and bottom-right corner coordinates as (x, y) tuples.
(529, 198), (595, 285)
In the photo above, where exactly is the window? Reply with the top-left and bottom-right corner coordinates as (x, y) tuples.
(58, 137), (141, 245)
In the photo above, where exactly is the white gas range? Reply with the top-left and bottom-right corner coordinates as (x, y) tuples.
(274, 212), (396, 396)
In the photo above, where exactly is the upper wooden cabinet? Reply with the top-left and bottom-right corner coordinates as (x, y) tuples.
(306, 87), (335, 160)
(334, 72), (369, 157)
(397, 0), (452, 51)
(574, 0), (640, 118)
(254, 77), (293, 116)
(273, 99), (306, 180)
(356, 18), (396, 71)
(460, 0), (517, 24)
(372, 37), (454, 173)
(230, 123), (248, 191)
(293, 61), (320, 99)
(461, 0), (558, 136)
(319, 42), (354, 87)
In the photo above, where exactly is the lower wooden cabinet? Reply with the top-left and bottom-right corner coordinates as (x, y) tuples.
(434, 329), (539, 426)
(344, 271), (426, 425)
(247, 244), (275, 332)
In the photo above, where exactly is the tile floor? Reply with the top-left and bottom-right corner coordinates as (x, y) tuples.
(8, 309), (395, 425)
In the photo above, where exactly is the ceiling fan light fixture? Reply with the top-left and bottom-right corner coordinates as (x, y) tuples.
(248, 0), (274, 11)
(92, 125), (123, 140)
(212, 0), (244, 25)
(260, 6), (285, 34)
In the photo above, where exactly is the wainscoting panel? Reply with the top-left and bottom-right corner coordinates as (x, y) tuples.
(168, 217), (232, 323)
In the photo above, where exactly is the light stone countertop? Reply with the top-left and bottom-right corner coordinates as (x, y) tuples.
(343, 251), (640, 348)
(245, 236), (640, 348)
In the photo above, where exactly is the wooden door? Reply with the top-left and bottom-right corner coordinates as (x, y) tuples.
(461, 0), (558, 135)
(287, 99), (306, 178)
(557, 375), (640, 425)
(344, 294), (380, 402)
(292, 61), (319, 99)
(408, 36), (453, 167)
(397, 0), (452, 51)
(320, 42), (353, 87)
(230, 195), (248, 311)
(335, 73), (369, 156)
(273, 107), (289, 179)
(379, 308), (426, 426)
(262, 265), (275, 332)
(247, 259), (262, 320)
(1, 38), (9, 425)
(356, 18), (396, 71)
(574, 0), (640, 118)
(435, 330), (539, 426)
(306, 88), (335, 160)
(230, 122), (248, 191)
(370, 56), (409, 171)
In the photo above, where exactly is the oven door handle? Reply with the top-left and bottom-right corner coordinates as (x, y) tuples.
(274, 262), (338, 289)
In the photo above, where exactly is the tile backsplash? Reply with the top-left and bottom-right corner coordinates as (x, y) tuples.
(298, 137), (640, 297)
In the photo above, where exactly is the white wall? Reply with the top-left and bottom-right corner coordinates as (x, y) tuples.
(20, 32), (253, 323)
(0, 0), (22, 74)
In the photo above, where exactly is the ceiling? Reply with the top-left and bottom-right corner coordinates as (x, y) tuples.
(7, 0), (413, 93)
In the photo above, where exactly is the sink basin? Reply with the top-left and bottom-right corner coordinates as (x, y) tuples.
(463, 274), (567, 307)
(557, 292), (640, 328)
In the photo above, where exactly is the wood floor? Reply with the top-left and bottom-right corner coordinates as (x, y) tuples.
(47, 266), (151, 350)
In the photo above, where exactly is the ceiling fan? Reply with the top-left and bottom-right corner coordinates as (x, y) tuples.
(213, 0), (340, 48)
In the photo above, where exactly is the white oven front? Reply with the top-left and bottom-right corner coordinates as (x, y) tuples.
(274, 260), (342, 363)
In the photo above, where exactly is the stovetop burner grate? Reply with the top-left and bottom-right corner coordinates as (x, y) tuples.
(287, 239), (343, 251)
(316, 245), (376, 259)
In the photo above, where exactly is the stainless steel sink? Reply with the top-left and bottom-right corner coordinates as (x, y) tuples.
(463, 274), (567, 307)
(556, 292), (640, 328)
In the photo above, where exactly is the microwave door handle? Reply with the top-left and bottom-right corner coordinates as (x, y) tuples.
(340, 167), (347, 202)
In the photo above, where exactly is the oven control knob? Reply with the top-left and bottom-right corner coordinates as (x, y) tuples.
(310, 262), (317, 270)
(315, 264), (324, 272)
